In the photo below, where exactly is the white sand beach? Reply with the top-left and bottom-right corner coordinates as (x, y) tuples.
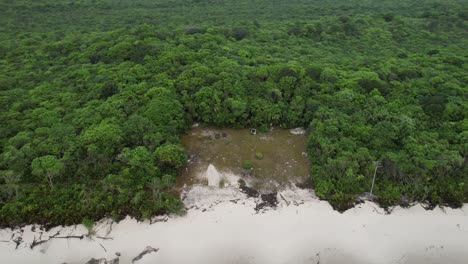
(0, 183), (467, 264)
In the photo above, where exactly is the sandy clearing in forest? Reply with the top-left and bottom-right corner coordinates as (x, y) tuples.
(0, 185), (467, 264)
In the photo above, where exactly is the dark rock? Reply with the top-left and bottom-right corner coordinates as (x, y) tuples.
(85, 258), (119, 264)
(295, 179), (313, 189)
(255, 192), (278, 212)
(261, 193), (278, 207)
(115, 252), (121, 257)
(132, 246), (159, 263)
(86, 259), (102, 264)
(108, 259), (119, 264)
(241, 171), (252, 179)
(188, 154), (199, 163)
(238, 179), (259, 197)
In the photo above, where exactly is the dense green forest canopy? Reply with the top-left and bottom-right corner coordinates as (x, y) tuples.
(0, 0), (467, 226)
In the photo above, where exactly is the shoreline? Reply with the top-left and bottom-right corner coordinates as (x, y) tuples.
(1, 185), (467, 264)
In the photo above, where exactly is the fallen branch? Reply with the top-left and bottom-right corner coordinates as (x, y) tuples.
(279, 193), (290, 205)
(30, 231), (85, 249)
(99, 243), (107, 252)
(8, 231), (23, 249)
(96, 236), (114, 240)
(14, 237), (22, 249)
(30, 231), (60, 249)
(104, 220), (114, 237)
(132, 246), (159, 263)
(229, 198), (241, 204)
(150, 215), (168, 225)
(54, 235), (85, 239)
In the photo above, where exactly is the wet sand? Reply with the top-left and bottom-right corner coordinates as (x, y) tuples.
(0, 184), (467, 264)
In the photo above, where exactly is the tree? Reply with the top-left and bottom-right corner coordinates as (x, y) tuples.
(143, 87), (186, 134)
(0, 170), (21, 203)
(122, 115), (156, 147)
(193, 86), (222, 123)
(154, 144), (186, 169)
(118, 146), (159, 178)
(31, 155), (63, 189)
(79, 120), (123, 162)
(149, 174), (174, 203)
(231, 28), (249, 40)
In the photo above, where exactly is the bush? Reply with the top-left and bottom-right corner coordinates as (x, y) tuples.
(154, 144), (187, 169)
(329, 192), (356, 212)
(314, 179), (335, 199)
(242, 160), (254, 170)
(258, 124), (270, 133)
(255, 152), (264, 160)
(82, 218), (95, 235)
(377, 184), (402, 209)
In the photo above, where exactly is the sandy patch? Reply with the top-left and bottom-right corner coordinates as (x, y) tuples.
(0, 184), (467, 264)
